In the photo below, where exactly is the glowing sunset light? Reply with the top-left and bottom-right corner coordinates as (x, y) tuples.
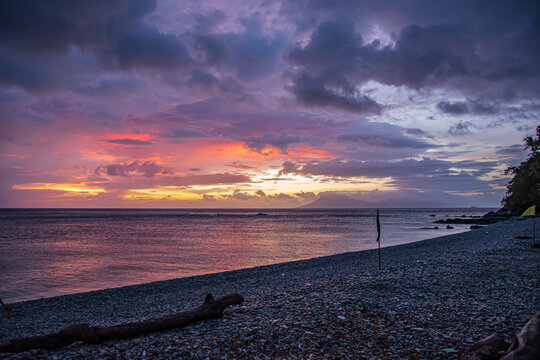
(124, 187), (197, 201)
(12, 183), (106, 195)
(0, 0), (538, 208)
(287, 147), (338, 160)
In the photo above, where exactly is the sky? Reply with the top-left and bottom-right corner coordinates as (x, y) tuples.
(0, 0), (539, 208)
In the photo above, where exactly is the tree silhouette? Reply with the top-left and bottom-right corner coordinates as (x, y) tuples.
(503, 125), (540, 214)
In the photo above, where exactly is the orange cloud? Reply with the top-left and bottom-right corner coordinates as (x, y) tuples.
(287, 146), (337, 159)
(77, 148), (121, 162)
(188, 140), (278, 163)
(0, 153), (27, 159)
(13, 182), (106, 195)
(105, 132), (153, 141)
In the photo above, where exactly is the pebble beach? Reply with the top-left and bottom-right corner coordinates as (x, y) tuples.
(0, 218), (538, 360)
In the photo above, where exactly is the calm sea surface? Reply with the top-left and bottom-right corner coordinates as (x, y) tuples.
(0, 208), (494, 302)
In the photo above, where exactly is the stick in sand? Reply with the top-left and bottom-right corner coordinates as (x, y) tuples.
(376, 209), (381, 270)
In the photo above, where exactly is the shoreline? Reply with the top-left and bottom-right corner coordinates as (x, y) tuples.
(1, 218), (538, 359)
(1, 207), (495, 304)
(4, 210), (497, 305)
(4, 234), (476, 306)
(5, 225), (483, 306)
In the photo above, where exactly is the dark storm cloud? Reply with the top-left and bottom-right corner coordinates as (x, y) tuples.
(279, 158), (450, 178)
(279, 157), (498, 180)
(286, 72), (381, 113)
(195, 19), (287, 80)
(95, 161), (172, 177)
(337, 133), (436, 149)
(278, 157), (502, 195)
(495, 144), (526, 156)
(494, 144), (529, 162)
(187, 70), (219, 89)
(389, 173), (497, 193)
(184, 71), (250, 100)
(437, 100), (499, 115)
(283, 20), (476, 111)
(285, 21), (472, 91)
(284, 21), (380, 112)
(157, 128), (209, 139)
(287, 20), (362, 72)
(94, 169), (252, 187)
(448, 121), (473, 136)
(76, 78), (147, 96)
(282, 0), (539, 40)
(174, 97), (229, 120)
(0, 0), (154, 54)
(226, 111), (328, 136)
(114, 26), (191, 69)
(0, 51), (56, 91)
(175, 97), (331, 138)
(105, 139), (153, 146)
(334, 121), (440, 159)
(195, 36), (230, 67)
(437, 101), (469, 115)
(283, 2), (540, 109)
(406, 128), (434, 139)
(192, 9), (227, 34)
(0, 0), (192, 90)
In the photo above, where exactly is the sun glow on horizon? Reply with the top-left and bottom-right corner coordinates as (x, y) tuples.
(12, 182), (107, 195)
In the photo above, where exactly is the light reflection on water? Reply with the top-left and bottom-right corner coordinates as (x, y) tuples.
(0, 208), (493, 302)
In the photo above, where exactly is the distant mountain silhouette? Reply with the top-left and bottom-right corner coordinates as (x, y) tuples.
(300, 196), (376, 208)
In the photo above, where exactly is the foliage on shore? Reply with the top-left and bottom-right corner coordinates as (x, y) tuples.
(503, 125), (540, 214)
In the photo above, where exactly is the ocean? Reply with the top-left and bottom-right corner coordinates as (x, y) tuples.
(0, 208), (494, 303)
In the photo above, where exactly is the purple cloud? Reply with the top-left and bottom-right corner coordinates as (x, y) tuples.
(105, 139), (153, 146)
(95, 161), (172, 177)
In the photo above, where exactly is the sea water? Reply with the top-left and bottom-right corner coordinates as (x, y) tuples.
(0, 208), (494, 302)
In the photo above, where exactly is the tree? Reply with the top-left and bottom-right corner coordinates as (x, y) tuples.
(503, 125), (540, 214)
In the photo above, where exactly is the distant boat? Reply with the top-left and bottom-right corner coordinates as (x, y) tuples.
(256, 213), (267, 216)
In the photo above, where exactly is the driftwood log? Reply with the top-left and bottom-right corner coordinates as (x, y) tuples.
(500, 312), (540, 360)
(0, 293), (243, 353)
(461, 313), (540, 360)
(460, 333), (508, 360)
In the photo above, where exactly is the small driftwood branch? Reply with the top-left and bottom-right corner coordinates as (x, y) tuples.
(0, 298), (13, 317)
(0, 293), (243, 354)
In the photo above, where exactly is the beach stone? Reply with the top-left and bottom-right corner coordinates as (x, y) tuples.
(0, 220), (538, 360)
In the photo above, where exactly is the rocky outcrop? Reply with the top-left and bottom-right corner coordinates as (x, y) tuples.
(435, 208), (513, 225)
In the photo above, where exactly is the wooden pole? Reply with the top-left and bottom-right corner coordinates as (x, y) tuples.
(378, 237), (381, 270)
(376, 209), (381, 270)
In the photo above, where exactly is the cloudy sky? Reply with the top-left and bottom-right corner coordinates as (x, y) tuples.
(0, 0), (538, 208)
